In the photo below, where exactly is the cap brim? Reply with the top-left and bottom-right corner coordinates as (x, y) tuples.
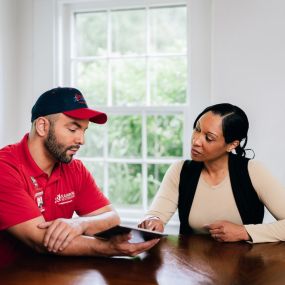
(63, 108), (107, 124)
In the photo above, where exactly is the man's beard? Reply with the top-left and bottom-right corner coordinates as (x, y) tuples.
(44, 125), (79, 163)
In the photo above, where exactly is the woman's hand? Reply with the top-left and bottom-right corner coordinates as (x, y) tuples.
(205, 220), (250, 242)
(138, 217), (164, 232)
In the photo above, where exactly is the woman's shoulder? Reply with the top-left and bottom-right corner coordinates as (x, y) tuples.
(248, 159), (279, 188)
(168, 160), (185, 173)
(161, 160), (186, 180)
(248, 159), (269, 174)
(172, 160), (185, 167)
(248, 158), (285, 202)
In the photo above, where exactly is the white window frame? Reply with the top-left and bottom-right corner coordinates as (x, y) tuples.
(54, 0), (211, 232)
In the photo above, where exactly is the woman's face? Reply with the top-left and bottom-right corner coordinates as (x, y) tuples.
(191, 111), (230, 162)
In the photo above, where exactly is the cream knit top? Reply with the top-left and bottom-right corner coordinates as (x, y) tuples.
(146, 160), (285, 243)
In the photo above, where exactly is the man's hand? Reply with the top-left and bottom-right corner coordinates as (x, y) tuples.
(8, 216), (160, 257)
(37, 206), (120, 253)
(205, 220), (250, 242)
(38, 218), (85, 252)
(104, 234), (160, 257)
(138, 217), (164, 232)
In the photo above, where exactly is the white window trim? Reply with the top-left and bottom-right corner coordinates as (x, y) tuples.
(52, 0), (212, 230)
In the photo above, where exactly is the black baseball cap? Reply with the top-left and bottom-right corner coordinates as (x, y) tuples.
(31, 87), (107, 124)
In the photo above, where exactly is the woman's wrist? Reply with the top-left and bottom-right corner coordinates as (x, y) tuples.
(241, 226), (251, 241)
(147, 216), (161, 221)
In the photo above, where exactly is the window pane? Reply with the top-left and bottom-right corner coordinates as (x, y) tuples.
(108, 115), (142, 158)
(77, 123), (104, 157)
(112, 9), (146, 55)
(147, 114), (183, 157)
(150, 6), (187, 53)
(74, 61), (108, 106)
(75, 12), (107, 56)
(68, 4), (187, 220)
(147, 164), (170, 205)
(112, 59), (146, 106)
(81, 161), (104, 191)
(149, 57), (187, 105)
(109, 163), (142, 208)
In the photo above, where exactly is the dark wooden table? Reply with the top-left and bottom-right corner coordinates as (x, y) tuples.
(1, 234), (285, 285)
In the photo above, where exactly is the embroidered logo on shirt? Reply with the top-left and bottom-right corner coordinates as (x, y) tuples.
(31, 176), (45, 212)
(55, 191), (75, 205)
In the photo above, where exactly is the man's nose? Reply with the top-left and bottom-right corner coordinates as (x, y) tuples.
(76, 132), (85, 145)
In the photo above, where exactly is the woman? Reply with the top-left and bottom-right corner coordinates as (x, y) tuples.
(139, 103), (285, 243)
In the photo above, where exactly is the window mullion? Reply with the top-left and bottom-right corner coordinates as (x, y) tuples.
(104, 9), (112, 198)
(70, 10), (76, 86)
(142, 110), (148, 211)
(107, 9), (112, 106)
(146, 7), (150, 106)
(104, 123), (109, 197)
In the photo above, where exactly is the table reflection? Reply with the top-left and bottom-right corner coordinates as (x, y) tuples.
(1, 235), (285, 285)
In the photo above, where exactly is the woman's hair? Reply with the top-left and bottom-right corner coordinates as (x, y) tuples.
(193, 103), (252, 157)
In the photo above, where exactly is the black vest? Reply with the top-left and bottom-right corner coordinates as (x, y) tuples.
(178, 153), (264, 234)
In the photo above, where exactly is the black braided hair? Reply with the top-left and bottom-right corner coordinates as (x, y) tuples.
(193, 103), (254, 158)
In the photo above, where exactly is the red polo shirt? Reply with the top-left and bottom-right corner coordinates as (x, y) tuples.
(0, 133), (110, 267)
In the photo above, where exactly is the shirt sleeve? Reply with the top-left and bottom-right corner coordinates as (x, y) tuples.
(146, 161), (184, 224)
(0, 161), (41, 230)
(245, 160), (285, 243)
(73, 161), (110, 216)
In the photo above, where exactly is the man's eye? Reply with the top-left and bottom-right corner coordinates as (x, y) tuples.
(69, 129), (76, 132)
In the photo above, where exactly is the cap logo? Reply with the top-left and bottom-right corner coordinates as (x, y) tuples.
(74, 93), (86, 104)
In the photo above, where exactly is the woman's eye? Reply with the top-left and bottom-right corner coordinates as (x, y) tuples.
(206, 136), (214, 142)
(69, 129), (76, 133)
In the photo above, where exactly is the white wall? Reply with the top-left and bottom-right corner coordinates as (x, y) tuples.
(211, 0), (285, 222)
(0, 0), (37, 146)
(211, 0), (285, 186)
(33, 0), (56, 97)
(0, 0), (55, 147)
(0, 0), (21, 146)
(17, 0), (36, 137)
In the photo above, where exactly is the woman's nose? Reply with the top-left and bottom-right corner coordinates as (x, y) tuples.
(192, 134), (202, 146)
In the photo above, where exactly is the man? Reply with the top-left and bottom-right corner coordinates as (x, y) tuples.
(0, 87), (159, 265)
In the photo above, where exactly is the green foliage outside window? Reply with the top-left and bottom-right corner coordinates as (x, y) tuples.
(147, 164), (170, 205)
(74, 5), (187, 210)
(109, 163), (142, 207)
(108, 115), (142, 158)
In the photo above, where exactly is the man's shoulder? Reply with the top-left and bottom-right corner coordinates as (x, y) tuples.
(0, 142), (21, 165)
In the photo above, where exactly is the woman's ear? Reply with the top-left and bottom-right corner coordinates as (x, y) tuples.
(34, 117), (50, 137)
(227, 140), (240, 152)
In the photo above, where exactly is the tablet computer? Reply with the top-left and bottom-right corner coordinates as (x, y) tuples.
(94, 224), (167, 243)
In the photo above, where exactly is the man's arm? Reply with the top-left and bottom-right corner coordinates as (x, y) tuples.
(8, 216), (159, 257)
(37, 205), (120, 252)
(81, 205), (121, 235)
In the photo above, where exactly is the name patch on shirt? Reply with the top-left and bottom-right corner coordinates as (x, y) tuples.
(31, 176), (45, 212)
(55, 192), (75, 205)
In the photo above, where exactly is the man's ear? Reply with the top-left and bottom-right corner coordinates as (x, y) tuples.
(227, 140), (240, 152)
(34, 117), (50, 137)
